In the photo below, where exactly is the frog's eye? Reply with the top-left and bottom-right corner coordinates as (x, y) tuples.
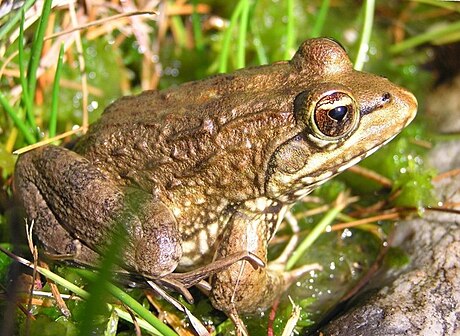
(294, 86), (359, 141)
(313, 91), (357, 138)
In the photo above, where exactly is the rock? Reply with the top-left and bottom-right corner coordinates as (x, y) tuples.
(426, 75), (460, 133)
(320, 141), (460, 336)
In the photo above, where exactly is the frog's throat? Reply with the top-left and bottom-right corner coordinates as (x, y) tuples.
(278, 133), (397, 202)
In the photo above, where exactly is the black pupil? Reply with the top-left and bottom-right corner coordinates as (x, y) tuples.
(328, 106), (348, 121)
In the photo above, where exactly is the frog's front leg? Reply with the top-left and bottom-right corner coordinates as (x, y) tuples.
(14, 145), (182, 278)
(210, 201), (284, 317)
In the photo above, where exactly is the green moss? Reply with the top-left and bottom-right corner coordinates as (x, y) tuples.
(19, 315), (78, 336)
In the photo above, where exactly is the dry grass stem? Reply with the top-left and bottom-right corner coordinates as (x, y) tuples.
(440, 202), (460, 209)
(125, 306), (142, 336)
(281, 297), (301, 336)
(166, 3), (210, 16)
(58, 78), (104, 96)
(13, 127), (85, 155)
(145, 291), (197, 336)
(45, 264), (72, 317)
(432, 168), (460, 182)
(348, 165), (393, 188)
(68, 0), (89, 131)
(45, 10), (157, 40)
(410, 138), (432, 149)
(331, 212), (400, 231)
(0, 50), (19, 78)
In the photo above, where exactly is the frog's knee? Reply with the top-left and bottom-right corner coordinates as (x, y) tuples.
(133, 230), (182, 277)
(122, 195), (182, 277)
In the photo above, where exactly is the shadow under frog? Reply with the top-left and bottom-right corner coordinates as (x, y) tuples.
(14, 38), (417, 334)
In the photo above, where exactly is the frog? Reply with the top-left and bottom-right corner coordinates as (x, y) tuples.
(14, 38), (417, 333)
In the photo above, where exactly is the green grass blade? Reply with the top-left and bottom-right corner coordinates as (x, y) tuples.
(113, 307), (164, 335)
(38, 266), (91, 299)
(237, 0), (250, 68)
(0, 93), (36, 145)
(252, 35), (268, 65)
(19, 9), (33, 122)
(77, 223), (128, 336)
(284, 0), (296, 59)
(171, 15), (187, 48)
(354, 0), (375, 70)
(218, 0), (246, 73)
(285, 205), (342, 271)
(191, 0), (204, 52)
(413, 0), (460, 13)
(26, 0), (53, 131)
(0, 0), (35, 40)
(14, 260), (163, 335)
(75, 269), (178, 336)
(311, 0), (331, 38)
(390, 20), (460, 54)
(49, 44), (64, 138)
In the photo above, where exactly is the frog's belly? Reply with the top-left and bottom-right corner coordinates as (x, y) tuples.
(177, 220), (221, 270)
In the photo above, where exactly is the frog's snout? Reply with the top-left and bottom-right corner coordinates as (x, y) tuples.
(399, 88), (418, 127)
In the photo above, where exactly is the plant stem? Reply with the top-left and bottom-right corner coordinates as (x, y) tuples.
(391, 20), (460, 54)
(0, 94), (36, 145)
(311, 0), (331, 38)
(237, 0), (250, 68)
(26, 0), (53, 132)
(284, 0), (296, 59)
(76, 269), (178, 336)
(218, 0), (246, 73)
(354, 0), (375, 71)
(19, 9), (33, 121)
(286, 202), (344, 270)
(49, 44), (65, 138)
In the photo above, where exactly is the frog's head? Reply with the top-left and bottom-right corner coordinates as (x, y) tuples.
(265, 38), (418, 200)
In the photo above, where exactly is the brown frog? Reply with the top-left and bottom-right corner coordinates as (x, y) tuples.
(14, 38), (417, 332)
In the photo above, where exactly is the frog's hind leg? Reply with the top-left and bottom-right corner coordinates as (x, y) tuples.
(14, 147), (99, 264)
(209, 207), (284, 314)
(14, 145), (182, 277)
(208, 204), (324, 334)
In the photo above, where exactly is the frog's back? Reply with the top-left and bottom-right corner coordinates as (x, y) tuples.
(74, 61), (303, 199)
(82, 61), (296, 131)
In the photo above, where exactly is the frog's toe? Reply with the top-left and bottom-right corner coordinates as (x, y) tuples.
(280, 263), (323, 290)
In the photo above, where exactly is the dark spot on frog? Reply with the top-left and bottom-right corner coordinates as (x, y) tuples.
(111, 147), (129, 156)
(361, 92), (393, 115)
(382, 92), (391, 103)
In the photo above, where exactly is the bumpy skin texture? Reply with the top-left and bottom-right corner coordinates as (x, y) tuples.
(14, 38), (417, 317)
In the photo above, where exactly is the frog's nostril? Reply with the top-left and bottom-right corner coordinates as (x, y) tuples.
(382, 92), (391, 103)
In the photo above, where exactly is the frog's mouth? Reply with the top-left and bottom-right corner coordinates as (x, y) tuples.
(269, 132), (400, 202)
(332, 132), (398, 175)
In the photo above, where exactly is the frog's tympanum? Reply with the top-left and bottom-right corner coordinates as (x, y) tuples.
(15, 38), (417, 332)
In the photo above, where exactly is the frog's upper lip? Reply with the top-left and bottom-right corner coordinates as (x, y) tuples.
(402, 90), (418, 127)
(331, 134), (397, 175)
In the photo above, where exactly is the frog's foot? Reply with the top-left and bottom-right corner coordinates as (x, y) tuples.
(144, 252), (263, 305)
(41, 239), (82, 261)
(269, 262), (323, 291)
(42, 239), (97, 262)
(228, 307), (249, 336)
(270, 209), (300, 265)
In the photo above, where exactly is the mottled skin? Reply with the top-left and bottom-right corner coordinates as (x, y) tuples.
(14, 39), (417, 329)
